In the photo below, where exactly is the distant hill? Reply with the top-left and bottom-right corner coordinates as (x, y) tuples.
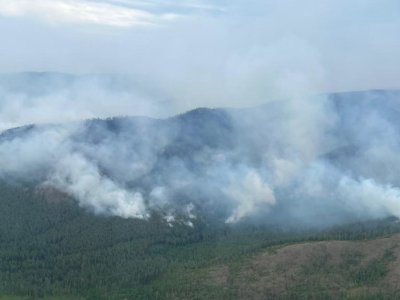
(2, 89), (400, 225)
(2, 89), (400, 298)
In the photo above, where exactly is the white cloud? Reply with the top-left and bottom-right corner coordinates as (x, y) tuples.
(0, 0), (400, 117)
(0, 0), (179, 27)
(99, 0), (224, 11)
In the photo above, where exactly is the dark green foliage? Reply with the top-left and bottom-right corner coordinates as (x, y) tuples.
(352, 249), (395, 285)
(1, 181), (400, 299)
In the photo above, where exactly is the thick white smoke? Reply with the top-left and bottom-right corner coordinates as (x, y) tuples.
(1, 88), (400, 227)
(48, 152), (148, 219)
(224, 169), (275, 224)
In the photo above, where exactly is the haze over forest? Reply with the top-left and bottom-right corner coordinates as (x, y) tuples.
(1, 1), (400, 299)
(1, 1), (400, 129)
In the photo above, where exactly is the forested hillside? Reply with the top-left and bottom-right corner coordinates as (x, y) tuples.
(2, 90), (400, 298)
(1, 181), (400, 299)
(1, 0), (399, 294)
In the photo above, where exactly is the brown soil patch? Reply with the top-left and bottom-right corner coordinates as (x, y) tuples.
(208, 235), (400, 299)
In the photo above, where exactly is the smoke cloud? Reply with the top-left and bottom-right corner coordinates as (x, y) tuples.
(1, 89), (400, 227)
(1, 1), (400, 227)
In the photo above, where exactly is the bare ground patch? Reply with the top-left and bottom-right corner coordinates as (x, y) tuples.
(205, 234), (400, 299)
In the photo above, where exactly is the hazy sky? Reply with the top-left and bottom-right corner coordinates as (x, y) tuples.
(0, 0), (400, 129)
(2, 1), (400, 225)
(1, 0), (399, 90)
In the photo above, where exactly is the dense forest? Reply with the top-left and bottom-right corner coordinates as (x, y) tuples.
(1, 90), (400, 299)
(1, 181), (400, 299)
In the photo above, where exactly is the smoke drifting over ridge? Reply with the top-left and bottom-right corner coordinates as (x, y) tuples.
(1, 87), (400, 227)
(0, 73), (173, 131)
(1, 2), (400, 229)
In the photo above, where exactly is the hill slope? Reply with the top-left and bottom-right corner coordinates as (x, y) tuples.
(2, 90), (400, 226)
(2, 90), (400, 298)
(1, 181), (400, 299)
(201, 234), (400, 299)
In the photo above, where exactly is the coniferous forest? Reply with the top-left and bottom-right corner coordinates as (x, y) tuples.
(2, 0), (400, 298)
(1, 181), (400, 299)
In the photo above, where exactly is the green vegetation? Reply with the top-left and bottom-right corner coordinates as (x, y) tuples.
(352, 249), (395, 285)
(1, 182), (400, 299)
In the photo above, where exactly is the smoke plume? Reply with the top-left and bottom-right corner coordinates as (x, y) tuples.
(1, 88), (400, 227)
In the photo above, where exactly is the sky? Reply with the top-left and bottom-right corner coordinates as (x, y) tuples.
(0, 0), (400, 128)
(2, 1), (400, 225)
